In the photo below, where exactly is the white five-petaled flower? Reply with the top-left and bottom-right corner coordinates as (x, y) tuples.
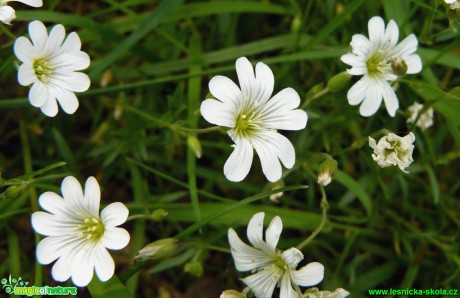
(368, 132), (415, 173)
(0, 0), (42, 25)
(31, 176), (130, 287)
(445, 0), (460, 9)
(341, 16), (422, 117)
(200, 57), (308, 182)
(406, 102), (434, 131)
(228, 212), (324, 298)
(14, 20), (91, 117)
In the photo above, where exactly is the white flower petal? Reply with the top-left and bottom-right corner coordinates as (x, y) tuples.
(200, 99), (235, 127)
(350, 34), (370, 56)
(94, 245), (115, 282)
(368, 16), (385, 47)
(359, 80), (382, 117)
(281, 247), (304, 268)
(252, 131), (295, 182)
(49, 71), (91, 92)
(223, 137), (253, 182)
(40, 96), (59, 117)
(209, 75), (242, 107)
(405, 54), (422, 74)
(236, 57), (256, 99)
(264, 216), (282, 251)
(0, 6), (15, 25)
(36, 236), (63, 265)
(10, 0), (43, 7)
(70, 248), (95, 287)
(54, 87), (79, 114)
(38, 191), (66, 215)
(291, 262), (325, 286)
(60, 32), (82, 52)
(393, 34), (418, 57)
(241, 267), (279, 298)
(14, 37), (35, 63)
(28, 20), (48, 49)
(254, 61), (274, 104)
(101, 227), (130, 250)
(61, 176), (84, 209)
(31, 211), (74, 236)
(101, 202), (129, 227)
(84, 176), (101, 216)
(45, 24), (66, 54)
(384, 20), (399, 49)
(261, 87), (307, 130)
(340, 53), (363, 67)
(51, 253), (72, 282)
(18, 64), (36, 86)
(382, 82), (399, 117)
(246, 212), (266, 250)
(28, 82), (48, 107)
(228, 228), (274, 272)
(49, 51), (91, 71)
(280, 271), (297, 298)
(347, 78), (367, 106)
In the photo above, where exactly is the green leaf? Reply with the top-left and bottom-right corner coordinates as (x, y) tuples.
(88, 275), (133, 298)
(335, 170), (373, 216)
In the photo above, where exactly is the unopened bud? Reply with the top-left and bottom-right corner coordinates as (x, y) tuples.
(1, 186), (22, 200)
(317, 156), (337, 187)
(187, 135), (202, 158)
(183, 261), (203, 277)
(390, 57), (408, 77)
(100, 70), (113, 87)
(220, 290), (246, 298)
(134, 238), (177, 262)
(151, 209), (169, 221)
(269, 180), (284, 203)
(327, 72), (351, 93)
(291, 14), (302, 33)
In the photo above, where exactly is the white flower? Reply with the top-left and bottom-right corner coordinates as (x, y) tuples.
(368, 132), (415, 173)
(303, 287), (349, 298)
(228, 212), (324, 298)
(407, 102), (434, 131)
(220, 289), (248, 298)
(317, 172), (331, 187)
(14, 20), (91, 117)
(0, 0), (42, 25)
(200, 57), (308, 182)
(341, 16), (422, 117)
(31, 176), (130, 287)
(445, 0), (460, 9)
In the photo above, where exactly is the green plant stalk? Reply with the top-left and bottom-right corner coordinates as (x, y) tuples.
(19, 121), (42, 294)
(187, 33), (202, 224)
(296, 186), (328, 250)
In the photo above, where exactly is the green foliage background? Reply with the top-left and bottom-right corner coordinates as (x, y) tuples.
(0, 0), (459, 297)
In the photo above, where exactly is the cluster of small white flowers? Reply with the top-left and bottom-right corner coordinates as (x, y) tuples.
(407, 102), (434, 131)
(369, 133), (415, 173)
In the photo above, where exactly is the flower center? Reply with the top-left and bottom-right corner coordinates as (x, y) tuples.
(78, 217), (105, 242)
(234, 97), (262, 138)
(365, 53), (387, 77)
(33, 59), (54, 83)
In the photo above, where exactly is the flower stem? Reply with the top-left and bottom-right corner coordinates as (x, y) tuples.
(19, 121), (42, 295)
(296, 186), (328, 250)
(301, 86), (330, 109)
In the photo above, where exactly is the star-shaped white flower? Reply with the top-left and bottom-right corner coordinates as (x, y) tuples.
(31, 176), (130, 287)
(200, 57), (308, 182)
(368, 132), (415, 173)
(341, 16), (422, 117)
(14, 20), (91, 117)
(228, 212), (324, 298)
(0, 0), (42, 25)
(406, 102), (434, 131)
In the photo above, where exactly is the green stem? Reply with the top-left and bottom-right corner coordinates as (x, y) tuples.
(301, 87), (329, 109)
(296, 186), (328, 250)
(179, 126), (224, 134)
(19, 121), (42, 294)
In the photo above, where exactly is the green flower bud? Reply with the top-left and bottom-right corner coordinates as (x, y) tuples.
(1, 186), (22, 200)
(183, 261), (203, 277)
(317, 155), (337, 187)
(151, 209), (169, 221)
(291, 14), (302, 33)
(187, 135), (202, 158)
(389, 57), (408, 77)
(327, 72), (352, 93)
(306, 83), (324, 100)
(134, 238), (177, 262)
